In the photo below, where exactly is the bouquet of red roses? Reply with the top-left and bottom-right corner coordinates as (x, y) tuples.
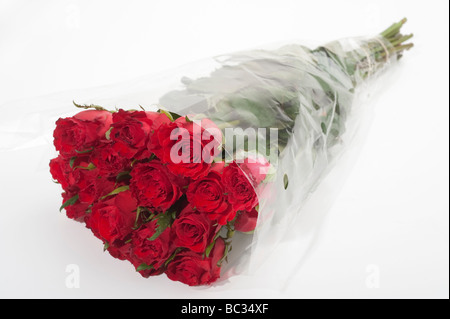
(51, 19), (413, 286)
(51, 108), (267, 286)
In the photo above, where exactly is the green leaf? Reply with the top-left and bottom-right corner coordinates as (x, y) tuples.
(103, 241), (109, 251)
(105, 127), (113, 140)
(217, 241), (231, 266)
(205, 240), (216, 258)
(143, 212), (155, 223)
(185, 115), (193, 123)
(213, 229), (222, 241)
(100, 185), (129, 200)
(164, 248), (181, 267)
(69, 157), (76, 169)
(321, 122), (327, 134)
(170, 112), (182, 121)
(148, 213), (172, 241)
(75, 163), (96, 170)
(73, 100), (108, 111)
(205, 228), (225, 258)
(133, 206), (155, 229)
(134, 206), (142, 229)
(75, 147), (94, 154)
(283, 174), (289, 190)
(158, 109), (174, 122)
(227, 87), (279, 128)
(136, 263), (153, 272)
(60, 194), (79, 212)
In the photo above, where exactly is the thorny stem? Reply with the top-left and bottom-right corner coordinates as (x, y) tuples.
(73, 100), (108, 112)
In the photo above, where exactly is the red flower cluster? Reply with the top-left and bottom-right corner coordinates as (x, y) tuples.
(50, 109), (267, 286)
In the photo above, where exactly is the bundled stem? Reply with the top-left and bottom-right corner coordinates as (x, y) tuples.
(380, 18), (414, 59)
(344, 18), (414, 82)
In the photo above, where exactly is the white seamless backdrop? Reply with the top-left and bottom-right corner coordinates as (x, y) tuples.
(0, 0), (448, 298)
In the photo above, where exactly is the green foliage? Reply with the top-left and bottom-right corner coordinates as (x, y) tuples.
(60, 194), (79, 212)
(147, 212), (172, 241)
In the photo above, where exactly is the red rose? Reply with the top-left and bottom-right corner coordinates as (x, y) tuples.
(131, 218), (173, 273)
(83, 175), (116, 206)
(146, 111), (172, 131)
(53, 110), (112, 156)
(148, 116), (222, 179)
(223, 162), (259, 212)
(110, 110), (170, 159)
(186, 162), (235, 225)
(50, 155), (94, 191)
(69, 164), (117, 205)
(234, 208), (258, 232)
(107, 242), (155, 278)
(50, 156), (72, 189)
(239, 154), (270, 184)
(61, 191), (89, 221)
(106, 242), (132, 261)
(69, 167), (101, 204)
(85, 190), (137, 244)
(147, 120), (171, 159)
(165, 237), (225, 286)
(130, 161), (183, 212)
(171, 205), (219, 253)
(90, 141), (130, 176)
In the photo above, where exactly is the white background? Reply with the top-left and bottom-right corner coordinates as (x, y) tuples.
(0, 0), (448, 299)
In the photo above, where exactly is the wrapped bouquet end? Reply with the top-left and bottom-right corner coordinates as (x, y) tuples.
(50, 20), (413, 286)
